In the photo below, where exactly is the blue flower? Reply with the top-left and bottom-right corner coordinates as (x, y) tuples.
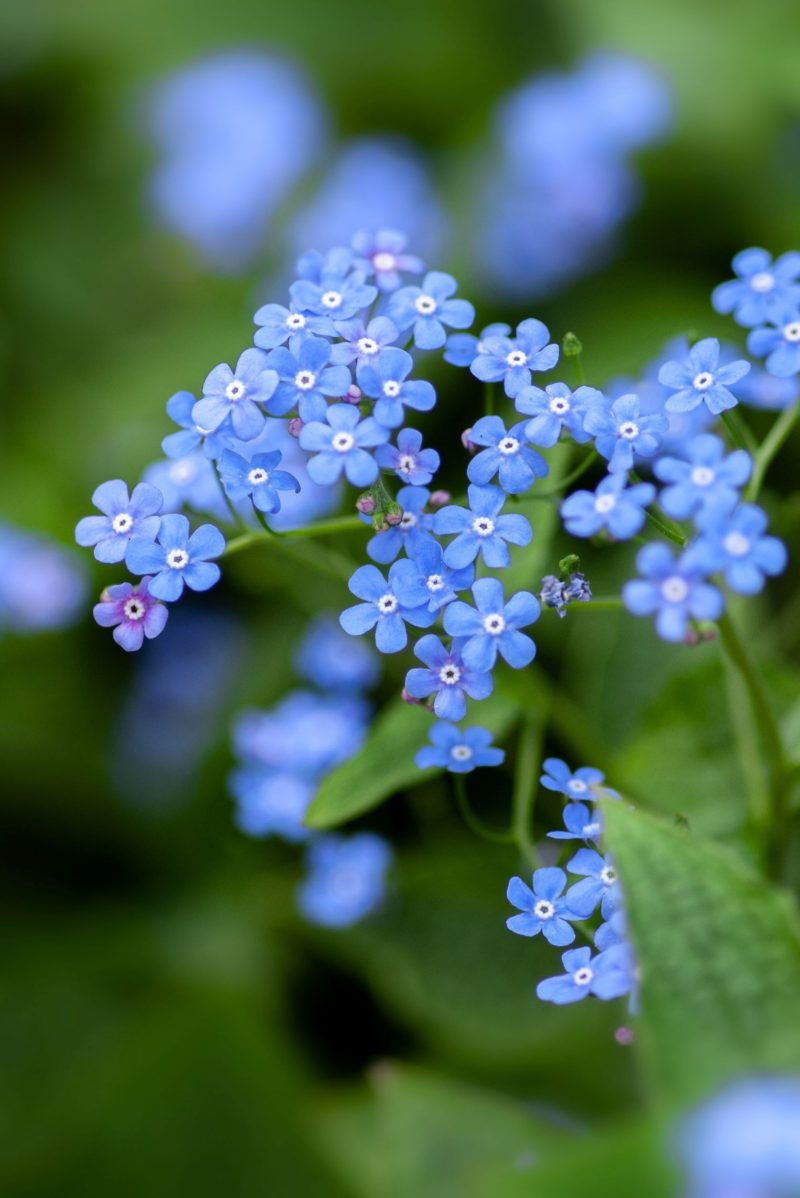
(514, 382), (601, 447)
(0, 524), (86, 634)
(415, 722), (505, 773)
(443, 323), (511, 368)
(375, 427), (440, 486)
(351, 228), (424, 291)
(690, 502), (787, 595)
(75, 480), (163, 564)
(747, 308), (800, 377)
(266, 334), (352, 421)
(356, 346), (436, 429)
(712, 247), (800, 327)
(433, 484), (532, 569)
(294, 613), (379, 693)
(506, 868), (597, 946)
(253, 302), (336, 350)
(561, 472), (654, 539)
(735, 361), (800, 410)
(404, 635), (493, 720)
(125, 513), (225, 601)
(330, 315), (399, 367)
(443, 577), (540, 672)
(92, 577), (168, 651)
(400, 539), (474, 612)
(299, 404), (388, 487)
(565, 848), (621, 919)
(192, 348), (279, 440)
(583, 392), (668, 472)
(467, 416), (548, 494)
(536, 944), (636, 1004)
(547, 803), (603, 843)
(653, 433), (751, 519)
(470, 318), (559, 397)
(657, 337), (750, 415)
(162, 391), (234, 460)
(143, 451), (228, 521)
(365, 485), (436, 564)
(622, 542), (724, 642)
(388, 270), (474, 350)
(339, 562), (435, 653)
(298, 833), (392, 928)
(289, 245), (377, 320)
(594, 909), (627, 950)
(230, 768), (313, 842)
(217, 449), (300, 514)
(541, 758), (614, 802)
(234, 691), (368, 777)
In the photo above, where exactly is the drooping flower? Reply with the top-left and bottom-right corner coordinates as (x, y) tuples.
(540, 758), (616, 802)
(583, 393), (668, 472)
(467, 416), (548, 493)
(506, 868), (597, 946)
(689, 502), (787, 595)
(404, 635), (493, 720)
(375, 427), (440, 485)
(125, 513), (225, 601)
(432, 484), (533, 569)
(298, 833), (392, 928)
(443, 576), (540, 671)
(515, 382), (602, 447)
(469, 318), (559, 397)
(339, 562), (435, 653)
(560, 472), (654, 539)
(565, 848), (622, 919)
(653, 433), (751, 519)
(536, 944), (636, 1004)
(415, 722), (505, 773)
(547, 802), (603, 843)
(622, 542), (724, 641)
(712, 247), (800, 327)
(299, 404), (388, 487)
(75, 480), (163, 564)
(356, 346), (436, 429)
(265, 334), (352, 422)
(192, 348), (279, 439)
(92, 577), (168, 651)
(657, 337), (750, 415)
(388, 270), (474, 350)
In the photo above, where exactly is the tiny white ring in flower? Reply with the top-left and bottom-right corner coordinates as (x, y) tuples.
(724, 531), (751, 557)
(225, 380), (246, 401)
(321, 290), (342, 309)
(506, 350), (528, 368)
(574, 967), (594, 986)
(594, 494), (616, 514)
(600, 866), (617, 885)
(357, 337), (379, 356)
(295, 370), (317, 391)
(569, 779), (588, 794)
(415, 294), (437, 316)
(398, 454), (417, 475)
(377, 592), (398, 615)
(472, 516), (495, 537)
(483, 612), (506, 636)
(400, 512), (417, 529)
(451, 744), (473, 762)
(373, 251), (397, 273)
(286, 313), (306, 330)
(750, 271), (775, 293)
(784, 321), (800, 342)
(534, 900), (555, 920)
(426, 573), (444, 592)
(619, 421), (639, 440)
(549, 397), (570, 414)
(332, 432), (355, 453)
(112, 512), (134, 535)
(247, 468), (269, 486)
(439, 663), (461, 685)
(692, 371), (715, 391)
(383, 380), (401, 398)
(498, 436), (520, 456)
(166, 548), (189, 570)
(691, 465), (715, 487)
(662, 575), (689, 603)
(123, 597), (146, 621)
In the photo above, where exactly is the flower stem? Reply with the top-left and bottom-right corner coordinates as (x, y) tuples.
(452, 775), (515, 846)
(644, 508), (687, 546)
(721, 408), (758, 456)
(745, 401), (800, 502)
(527, 450), (598, 500)
(223, 527), (356, 581)
(511, 712), (544, 868)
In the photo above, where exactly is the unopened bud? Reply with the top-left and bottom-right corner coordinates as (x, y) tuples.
(562, 331), (583, 357)
(288, 417), (304, 438)
(461, 427), (477, 454)
(428, 490), (451, 509)
(683, 627), (701, 647)
(356, 493), (376, 515)
(614, 1026), (635, 1046)
(384, 501), (403, 527)
(401, 688), (425, 706)
(344, 384), (362, 405)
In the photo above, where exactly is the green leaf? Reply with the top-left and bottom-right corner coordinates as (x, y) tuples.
(603, 801), (800, 1104)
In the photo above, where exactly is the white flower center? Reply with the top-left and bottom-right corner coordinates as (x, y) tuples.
(750, 271), (775, 293)
(377, 592), (398, 614)
(166, 548), (189, 570)
(426, 573), (445, 592)
(594, 494), (616, 514)
(286, 313), (306, 330)
(400, 512), (418, 530)
(398, 454), (417, 475)
(332, 432), (355, 453)
(661, 575), (689, 603)
(724, 531), (751, 557)
(247, 468), (269, 486)
(373, 251), (397, 272)
(482, 612), (506, 635)
(382, 380), (401, 398)
(357, 336), (379, 356)
(574, 967), (594, 986)
(321, 289), (343, 309)
(123, 597), (146, 620)
(225, 380), (246, 401)
(112, 512), (133, 534)
(415, 294), (437, 316)
(506, 350), (527, 367)
(600, 866), (617, 885)
(472, 516), (495, 537)
(498, 436), (520, 456)
(693, 371), (715, 391)
(784, 322), (800, 342)
(549, 397), (570, 414)
(619, 421), (639, 440)
(295, 370), (317, 390)
(451, 744), (473, 762)
(569, 779), (588, 794)
(691, 465), (715, 487)
(534, 900), (555, 920)
(439, 663), (461, 686)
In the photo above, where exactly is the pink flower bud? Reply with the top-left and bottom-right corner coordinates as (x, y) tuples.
(356, 494), (376, 515)
(287, 417), (304, 438)
(344, 384), (362, 405)
(614, 1026), (635, 1046)
(428, 490), (451, 508)
(401, 688), (425, 706)
(384, 510), (402, 527)
(461, 427), (477, 453)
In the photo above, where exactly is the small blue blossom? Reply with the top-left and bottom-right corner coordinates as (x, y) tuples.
(75, 480), (163, 564)
(506, 868), (597, 946)
(514, 382), (601, 447)
(234, 691), (368, 777)
(657, 337), (750, 415)
(339, 562), (435, 653)
(467, 416), (548, 493)
(217, 449), (300, 514)
(298, 833), (392, 928)
(653, 433), (751, 519)
(299, 404), (388, 487)
(536, 944), (636, 1004)
(365, 485), (436, 564)
(388, 270), (474, 350)
(594, 909), (627, 950)
(433, 484), (533, 569)
(443, 577), (540, 672)
(415, 722), (505, 773)
(294, 613), (379, 693)
(92, 577), (168, 651)
(329, 315), (399, 367)
(351, 228), (424, 291)
(404, 635), (493, 720)
(443, 323), (511, 368)
(357, 346), (436, 429)
(690, 502), (787, 595)
(375, 427), (440, 485)
(253, 302), (336, 350)
(469, 318), (559, 397)
(193, 349), (279, 440)
(162, 391), (234, 460)
(622, 542), (724, 642)
(583, 392), (668, 473)
(289, 245), (377, 320)
(565, 848), (621, 919)
(541, 758), (616, 801)
(230, 768), (313, 842)
(561, 473), (654, 539)
(712, 247), (800, 327)
(125, 513), (225, 602)
(735, 361), (800, 409)
(547, 803), (603, 843)
(401, 539), (474, 613)
(747, 308), (800, 377)
(266, 334), (352, 421)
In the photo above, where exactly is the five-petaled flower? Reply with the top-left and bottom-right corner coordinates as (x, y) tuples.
(467, 415), (548, 494)
(404, 634), (493, 720)
(193, 348), (279, 440)
(506, 868), (597, 946)
(75, 480), (163, 564)
(433, 484), (532, 569)
(92, 577), (168, 651)
(339, 562), (436, 653)
(299, 404), (389, 487)
(388, 270), (475, 350)
(126, 513), (226, 601)
(415, 722), (505, 773)
(443, 576), (540, 671)
(469, 318), (559, 397)
(657, 337), (750, 415)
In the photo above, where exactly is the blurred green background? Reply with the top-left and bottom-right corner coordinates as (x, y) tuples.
(3, 1), (800, 1194)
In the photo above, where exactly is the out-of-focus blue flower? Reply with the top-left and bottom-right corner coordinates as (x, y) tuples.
(299, 404), (388, 487)
(388, 271), (474, 350)
(594, 909), (627, 950)
(0, 525), (87, 634)
(375, 427), (440, 486)
(547, 802), (603, 843)
(340, 561), (435, 653)
(298, 833), (392, 928)
(444, 323), (512, 368)
(234, 690), (369, 778)
(712, 247), (800, 328)
(147, 51), (325, 270)
(162, 390), (234, 460)
(330, 315), (399, 367)
(566, 848), (621, 919)
(561, 472), (654, 539)
(404, 635), (493, 721)
(126, 513), (225, 602)
(75, 480), (163, 564)
(217, 448), (300, 514)
(584, 393), (668, 473)
(193, 349), (278, 440)
(747, 308), (800, 377)
(541, 758), (616, 802)
(515, 382), (601, 447)
(690, 503), (787, 595)
(290, 245), (377, 320)
(443, 577), (540, 672)
(265, 335), (352, 422)
(143, 451), (229, 521)
(470, 319), (559, 397)
(294, 613), (379, 693)
(433, 484), (532, 569)
(657, 338), (750, 415)
(506, 868), (597, 945)
(735, 362), (800, 410)
(399, 539), (474, 613)
(357, 348), (436, 429)
(415, 722), (504, 773)
(351, 228), (424, 292)
(253, 301), (335, 350)
(654, 434), (751, 519)
(536, 944), (636, 1004)
(230, 768), (313, 841)
(467, 416), (548, 493)
(93, 576), (168, 651)
(623, 542), (724, 641)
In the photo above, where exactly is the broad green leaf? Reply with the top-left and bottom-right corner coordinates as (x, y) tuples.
(603, 801), (800, 1104)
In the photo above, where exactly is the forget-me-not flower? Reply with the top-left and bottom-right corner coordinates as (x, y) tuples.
(365, 485), (436, 564)
(433, 484), (532, 569)
(289, 245), (377, 320)
(76, 480), (163, 564)
(443, 577), (540, 672)
(653, 433), (751, 518)
(712, 247), (800, 327)
(415, 722), (505, 773)
(536, 944), (636, 1004)
(231, 768), (313, 842)
(566, 848), (621, 919)
(357, 346), (436, 429)
(399, 539), (474, 613)
(561, 472), (654, 539)
(444, 323), (511, 368)
(298, 833), (392, 928)
(253, 301), (336, 350)
(126, 513), (225, 601)
(506, 868), (597, 946)
(339, 562), (435, 653)
(541, 758), (615, 802)
(514, 382), (601, 447)
(93, 577), (168, 651)
(467, 416), (548, 493)
(330, 315), (399, 367)
(351, 227), (424, 291)
(375, 427), (440, 485)
(404, 634), (493, 720)
(547, 803), (603, 843)
(583, 393), (668, 472)
(747, 307), (800, 377)
(266, 334), (352, 421)
(623, 542), (724, 641)
(162, 391), (234, 460)
(469, 318), (559, 397)
(299, 404), (388, 487)
(388, 270), (474, 350)
(193, 349), (279, 440)
(690, 502), (787, 595)
(218, 449), (300, 514)
(657, 338), (750, 415)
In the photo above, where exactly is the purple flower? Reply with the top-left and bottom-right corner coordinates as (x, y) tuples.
(192, 348), (279, 440)
(351, 227), (424, 291)
(330, 315), (399, 367)
(415, 722), (504, 773)
(653, 433), (751, 519)
(747, 307), (800, 377)
(506, 868), (597, 946)
(561, 472), (655, 539)
(404, 634), (493, 720)
(583, 392), (668, 473)
(432, 484), (532, 569)
(388, 270), (474, 350)
(470, 318), (559, 397)
(712, 247), (800, 328)
(266, 334), (352, 422)
(467, 416), (548, 493)
(443, 576), (540, 671)
(75, 480), (163, 564)
(299, 403), (388, 487)
(125, 513), (225, 602)
(536, 944), (636, 1004)
(657, 337), (750, 415)
(375, 427), (440, 485)
(93, 577), (168, 651)
(515, 382), (602, 447)
(622, 542), (724, 642)
(356, 346), (436, 429)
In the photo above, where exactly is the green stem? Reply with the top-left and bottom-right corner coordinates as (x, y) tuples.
(212, 460), (247, 530)
(721, 408), (758, 456)
(511, 713), (543, 868)
(528, 451), (598, 499)
(644, 508), (687, 546)
(745, 401), (800, 502)
(223, 527), (356, 581)
(565, 596), (625, 611)
(452, 775), (515, 846)
(484, 382), (497, 416)
(281, 514), (366, 539)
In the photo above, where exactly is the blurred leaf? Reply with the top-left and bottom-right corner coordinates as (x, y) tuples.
(603, 801), (800, 1104)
